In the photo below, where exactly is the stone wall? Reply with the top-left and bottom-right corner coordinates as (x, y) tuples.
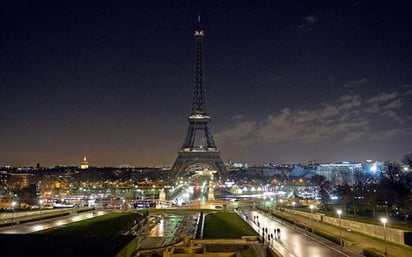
(290, 209), (407, 245)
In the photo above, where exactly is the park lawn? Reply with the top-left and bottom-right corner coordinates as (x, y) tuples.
(203, 211), (258, 239)
(0, 212), (143, 257)
(240, 247), (260, 257)
(35, 211), (142, 237)
(146, 208), (215, 215)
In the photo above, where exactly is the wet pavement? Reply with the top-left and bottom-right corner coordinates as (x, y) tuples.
(241, 209), (354, 257)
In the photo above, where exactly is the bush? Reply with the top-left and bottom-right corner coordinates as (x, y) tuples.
(314, 229), (341, 245)
(362, 248), (385, 257)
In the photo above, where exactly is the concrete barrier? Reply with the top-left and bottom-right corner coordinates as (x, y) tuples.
(286, 209), (408, 245)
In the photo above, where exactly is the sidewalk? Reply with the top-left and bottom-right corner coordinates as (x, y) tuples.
(272, 209), (412, 257)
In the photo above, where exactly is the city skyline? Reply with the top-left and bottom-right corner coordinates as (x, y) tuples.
(1, 1), (411, 167)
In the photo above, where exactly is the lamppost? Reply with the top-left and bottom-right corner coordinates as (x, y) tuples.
(39, 199), (44, 220)
(279, 199), (284, 223)
(292, 201), (296, 224)
(381, 217), (388, 257)
(337, 209), (343, 246)
(11, 201), (16, 225)
(309, 204), (314, 233)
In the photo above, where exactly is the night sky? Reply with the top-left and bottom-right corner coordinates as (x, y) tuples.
(1, 1), (411, 167)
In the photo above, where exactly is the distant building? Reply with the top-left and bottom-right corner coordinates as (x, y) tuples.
(227, 159), (248, 169)
(0, 170), (8, 186)
(316, 162), (362, 185)
(315, 161), (383, 185)
(80, 156), (89, 169)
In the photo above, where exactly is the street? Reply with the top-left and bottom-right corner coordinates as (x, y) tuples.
(242, 209), (354, 257)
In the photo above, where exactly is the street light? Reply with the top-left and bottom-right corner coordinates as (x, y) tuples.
(39, 199), (44, 220)
(11, 201), (16, 225)
(292, 201), (296, 224)
(337, 209), (343, 246)
(309, 204), (314, 233)
(381, 217), (388, 257)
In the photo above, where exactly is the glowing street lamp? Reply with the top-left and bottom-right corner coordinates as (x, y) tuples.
(309, 204), (314, 233)
(39, 199), (44, 220)
(11, 201), (16, 225)
(381, 217), (388, 257)
(337, 209), (343, 246)
(292, 201), (296, 224)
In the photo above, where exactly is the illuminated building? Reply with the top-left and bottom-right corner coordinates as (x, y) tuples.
(80, 156), (89, 169)
(315, 161), (384, 186)
(316, 162), (362, 185)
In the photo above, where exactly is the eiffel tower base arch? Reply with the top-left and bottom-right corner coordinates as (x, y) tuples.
(170, 151), (228, 182)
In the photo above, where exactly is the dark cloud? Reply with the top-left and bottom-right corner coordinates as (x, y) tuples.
(293, 15), (319, 31)
(344, 78), (367, 88)
(216, 83), (412, 146)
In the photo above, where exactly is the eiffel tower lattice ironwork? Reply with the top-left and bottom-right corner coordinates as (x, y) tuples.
(170, 28), (228, 181)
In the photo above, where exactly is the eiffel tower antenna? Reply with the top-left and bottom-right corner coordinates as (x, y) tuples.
(170, 25), (228, 181)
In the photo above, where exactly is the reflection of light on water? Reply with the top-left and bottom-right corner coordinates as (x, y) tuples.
(158, 219), (165, 236)
(149, 218), (165, 237)
(150, 214), (181, 237)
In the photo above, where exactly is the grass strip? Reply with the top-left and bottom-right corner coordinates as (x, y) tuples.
(239, 246), (260, 257)
(0, 212), (144, 257)
(36, 211), (142, 237)
(203, 211), (258, 239)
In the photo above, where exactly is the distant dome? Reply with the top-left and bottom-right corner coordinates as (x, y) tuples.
(80, 156), (89, 169)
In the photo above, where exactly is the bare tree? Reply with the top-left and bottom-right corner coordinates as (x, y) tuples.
(401, 153), (412, 166)
(310, 175), (331, 208)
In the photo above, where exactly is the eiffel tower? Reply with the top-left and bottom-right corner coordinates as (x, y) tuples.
(170, 27), (228, 181)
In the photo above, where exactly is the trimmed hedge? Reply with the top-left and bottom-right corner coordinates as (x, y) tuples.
(405, 231), (412, 247)
(362, 248), (385, 257)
